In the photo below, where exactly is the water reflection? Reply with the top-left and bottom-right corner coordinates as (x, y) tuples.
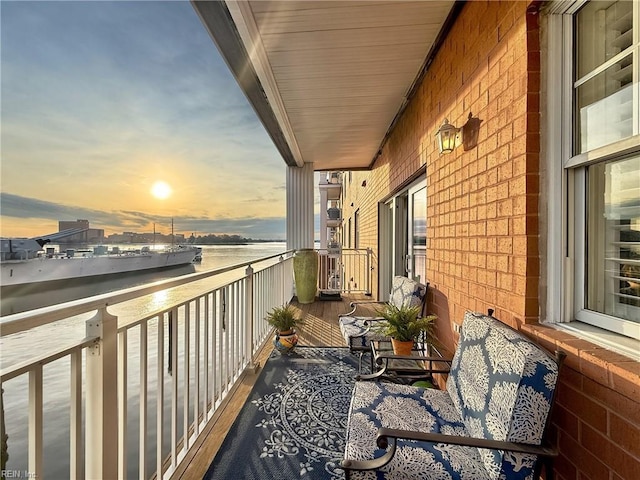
(1, 264), (197, 316)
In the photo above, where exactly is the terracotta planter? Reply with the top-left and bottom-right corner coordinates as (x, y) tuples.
(293, 249), (318, 304)
(391, 338), (414, 356)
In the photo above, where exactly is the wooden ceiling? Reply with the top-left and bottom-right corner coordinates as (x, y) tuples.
(194, 1), (455, 171)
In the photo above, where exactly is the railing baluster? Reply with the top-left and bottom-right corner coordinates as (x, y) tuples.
(232, 283), (238, 371)
(245, 266), (254, 369)
(28, 365), (43, 477)
(139, 322), (148, 480)
(203, 295), (209, 420)
(195, 298), (201, 435)
(226, 286), (232, 389)
(156, 314), (165, 480)
(170, 308), (178, 470)
(212, 292), (218, 407)
(70, 349), (83, 480)
(366, 248), (372, 295)
(183, 303), (190, 452)
(118, 329), (128, 479)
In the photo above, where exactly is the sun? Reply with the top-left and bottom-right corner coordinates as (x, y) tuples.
(151, 181), (172, 199)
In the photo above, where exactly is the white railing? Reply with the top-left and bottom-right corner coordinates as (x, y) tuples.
(317, 248), (372, 295)
(0, 252), (294, 479)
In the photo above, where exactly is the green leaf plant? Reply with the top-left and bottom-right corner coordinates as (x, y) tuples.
(265, 304), (305, 333)
(373, 304), (437, 342)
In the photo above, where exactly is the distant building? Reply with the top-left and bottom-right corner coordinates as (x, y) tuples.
(57, 219), (104, 244)
(105, 231), (185, 244)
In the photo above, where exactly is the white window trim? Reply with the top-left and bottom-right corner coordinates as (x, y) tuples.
(543, 1), (640, 356)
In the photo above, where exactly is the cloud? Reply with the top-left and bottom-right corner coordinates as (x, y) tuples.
(1, 1), (287, 234)
(0, 193), (286, 239)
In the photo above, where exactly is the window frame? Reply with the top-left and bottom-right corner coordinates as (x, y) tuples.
(544, 0), (640, 352)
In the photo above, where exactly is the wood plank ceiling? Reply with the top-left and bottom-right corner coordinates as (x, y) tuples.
(214, 1), (455, 171)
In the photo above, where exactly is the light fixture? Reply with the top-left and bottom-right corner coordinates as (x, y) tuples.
(435, 118), (460, 154)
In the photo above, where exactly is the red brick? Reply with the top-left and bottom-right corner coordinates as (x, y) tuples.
(609, 412), (640, 457)
(557, 383), (607, 434)
(609, 361), (640, 401)
(554, 404), (580, 440)
(579, 351), (611, 387)
(582, 376), (640, 426)
(581, 424), (640, 480)
(557, 429), (610, 480)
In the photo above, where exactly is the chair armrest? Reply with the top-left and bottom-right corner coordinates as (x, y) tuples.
(341, 428), (557, 472)
(376, 428), (558, 457)
(347, 317), (386, 340)
(340, 301), (387, 317)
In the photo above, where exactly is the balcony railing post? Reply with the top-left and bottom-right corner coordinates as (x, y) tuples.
(245, 265), (255, 370)
(85, 307), (118, 479)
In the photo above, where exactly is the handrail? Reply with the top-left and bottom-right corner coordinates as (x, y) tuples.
(0, 336), (98, 381)
(0, 249), (295, 337)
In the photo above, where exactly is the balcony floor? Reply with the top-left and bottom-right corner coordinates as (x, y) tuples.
(174, 293), (378, 479)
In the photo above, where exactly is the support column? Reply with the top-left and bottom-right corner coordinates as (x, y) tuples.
(286, 163), (315, 251)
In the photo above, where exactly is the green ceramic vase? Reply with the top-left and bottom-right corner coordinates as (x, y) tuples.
(293, 249), (318, 304)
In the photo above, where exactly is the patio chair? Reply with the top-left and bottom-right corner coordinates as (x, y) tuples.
(341, 310), (566, 480)
(338, 276), (428, 371)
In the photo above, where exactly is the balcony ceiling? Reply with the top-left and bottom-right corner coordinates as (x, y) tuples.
(193, 0), (456, 171)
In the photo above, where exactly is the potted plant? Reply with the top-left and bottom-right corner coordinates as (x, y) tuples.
(293, 249), (319, 304)
(373, 304), (437, 355)
(265, 304), (305, 354)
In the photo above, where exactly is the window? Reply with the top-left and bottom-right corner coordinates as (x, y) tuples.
(547, 0), (640, 343)
(574, 1), (635, 152)
(585, 156), (640, 324)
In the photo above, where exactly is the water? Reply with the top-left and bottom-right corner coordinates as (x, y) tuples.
(1, 243), (287, 316)
(0, 242), (287, 478)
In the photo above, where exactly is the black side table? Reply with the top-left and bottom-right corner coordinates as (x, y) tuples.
(357, 339), (451, 385)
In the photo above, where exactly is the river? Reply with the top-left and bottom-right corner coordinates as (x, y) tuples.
(0, 242), (288, 478)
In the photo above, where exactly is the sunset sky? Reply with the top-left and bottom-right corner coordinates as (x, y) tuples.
(1, 1), (312, 240)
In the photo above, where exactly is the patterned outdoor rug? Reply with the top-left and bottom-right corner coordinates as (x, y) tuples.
(203, 346), (361, 480)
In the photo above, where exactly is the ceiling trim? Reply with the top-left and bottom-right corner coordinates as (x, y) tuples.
(191, 0), (299, 167)
(226, 1), (305, 167)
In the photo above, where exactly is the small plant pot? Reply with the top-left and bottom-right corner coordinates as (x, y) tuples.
(391, 339), (414, 356)
(274, 329), (299, 354)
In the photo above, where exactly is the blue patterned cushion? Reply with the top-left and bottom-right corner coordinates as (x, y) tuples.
(388, 276), (427, 310)
(339, 316), (387, 349)
(344, 381), (492, 480)
(446, 312), (559, 479)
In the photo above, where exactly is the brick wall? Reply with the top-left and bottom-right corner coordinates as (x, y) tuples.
(343, 0), (540, 330)
(340, 1), (639, 478)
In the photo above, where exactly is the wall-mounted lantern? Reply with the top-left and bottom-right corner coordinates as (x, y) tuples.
(435, 118), (460, 154)
(435, 113), (482, 154)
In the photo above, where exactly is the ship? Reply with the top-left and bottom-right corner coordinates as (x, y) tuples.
(1, 236), (199, 289)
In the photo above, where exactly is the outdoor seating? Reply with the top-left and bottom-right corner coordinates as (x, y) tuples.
(341, 310), (565, 480)
(338, 276), (429, 370)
